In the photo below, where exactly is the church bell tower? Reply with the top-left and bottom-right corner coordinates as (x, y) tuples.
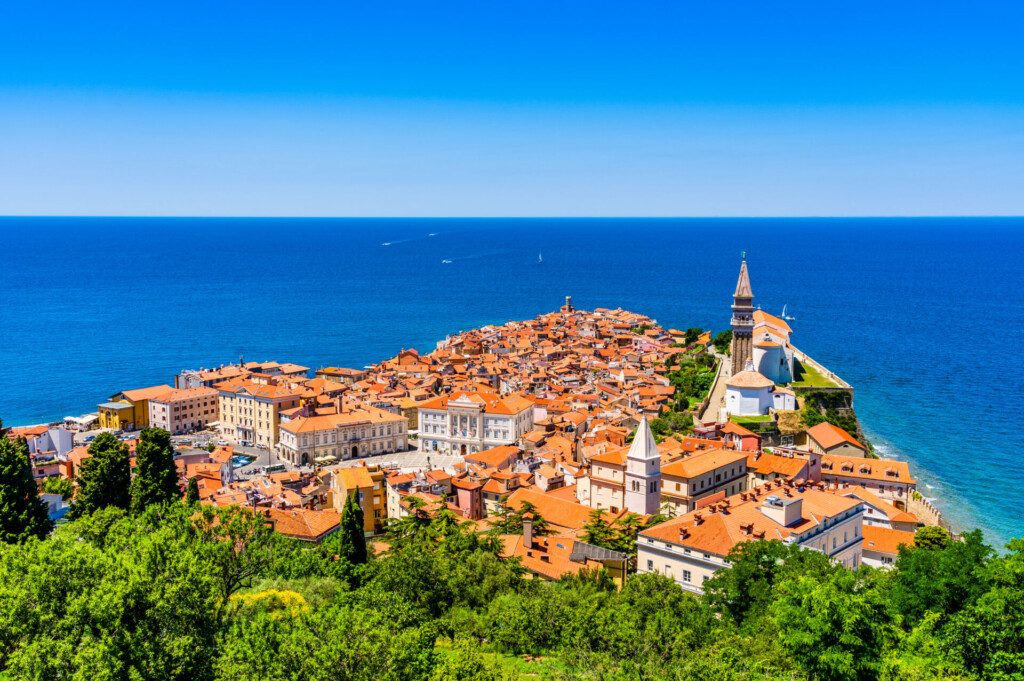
(730, 255), (755, 375)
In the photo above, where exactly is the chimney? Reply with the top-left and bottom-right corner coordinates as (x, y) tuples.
(523, 514), (534, 549)
(760, 495), (803, 528)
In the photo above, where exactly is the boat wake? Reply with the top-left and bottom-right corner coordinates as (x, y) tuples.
(383, 233), (438, 247)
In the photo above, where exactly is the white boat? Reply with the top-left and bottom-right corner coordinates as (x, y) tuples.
(781, 304), (796, 321)
(382, 242), (392, 246)
(538, 252), (543, 263)
(441, 259), (453, 264)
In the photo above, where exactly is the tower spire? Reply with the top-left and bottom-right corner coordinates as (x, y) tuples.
(624, 416), (661, 515)
(734, 258), (753, 298)
(730, 256), (755, 376)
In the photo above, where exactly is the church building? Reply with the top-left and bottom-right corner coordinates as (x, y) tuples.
(724, 257), (798, 416)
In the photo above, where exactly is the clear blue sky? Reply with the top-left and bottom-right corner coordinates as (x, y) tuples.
(2, 1), (1023, 216)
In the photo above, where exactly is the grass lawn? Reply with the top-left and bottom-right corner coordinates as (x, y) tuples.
(790, 359), (837, 388)
(730, 414), (773, 425)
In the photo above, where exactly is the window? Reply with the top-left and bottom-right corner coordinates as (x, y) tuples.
(646, 560), (654, 571)
(682, 570), (691, 583)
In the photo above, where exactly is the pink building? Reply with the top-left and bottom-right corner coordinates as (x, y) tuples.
(148, 387), (219, 434)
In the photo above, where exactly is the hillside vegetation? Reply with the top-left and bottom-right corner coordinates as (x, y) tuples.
(0, 498), (1019, 681)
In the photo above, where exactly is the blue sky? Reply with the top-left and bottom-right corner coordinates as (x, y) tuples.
(2, 1), (1023, 216)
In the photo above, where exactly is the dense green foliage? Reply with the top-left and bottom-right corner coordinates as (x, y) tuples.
(40, 475), (73, 498)
(131, 427), (181, 513)
(0, 437), (53, 543)
(70, 432), (131, 518)
(0, 474), (1020, 679)
(801, 399), (860, 436)
(665, 349), (717, 409)
(713, 329), (732, 354)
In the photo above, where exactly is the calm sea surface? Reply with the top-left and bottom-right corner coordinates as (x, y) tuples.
(1, 217), (1021, 544)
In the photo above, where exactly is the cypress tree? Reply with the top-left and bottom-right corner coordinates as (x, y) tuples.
(185, 476), (200, 505)
(70, 432), (130, 518)
(130, 427), (180, 512)
(0, 436), (54, 542)
(339, 492), (367, 564)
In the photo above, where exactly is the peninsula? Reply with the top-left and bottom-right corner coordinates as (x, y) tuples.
(0, 259), (1010, 681)
(12, 259), (944, 576)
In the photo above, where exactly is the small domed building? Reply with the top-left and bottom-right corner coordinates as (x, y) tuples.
(725, 369), (796, 416)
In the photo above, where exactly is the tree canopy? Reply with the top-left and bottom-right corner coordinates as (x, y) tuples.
(0, 436), (53, 543)
(131, 427), (180, 512)
(0, 469), (1019, 680)
(70, 432), (131, 518)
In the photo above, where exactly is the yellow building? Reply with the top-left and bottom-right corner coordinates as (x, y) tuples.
(97, 384), (173, 431)
(216, 379), (302, 447)
(330, 465), (386, 535)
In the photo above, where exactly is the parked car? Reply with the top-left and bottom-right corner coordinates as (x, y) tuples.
(216, 439), (229, 446)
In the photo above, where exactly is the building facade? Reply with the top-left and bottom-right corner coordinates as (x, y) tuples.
(660, 448), (748, 515)
(638, 484), (865, 594)
(217, 379), (302, 447)
(417, 390), (534, 455)
(278, 405), (408, 466)
(97, 384), (173, 431)
(329, 465), (386, 534)
(148, 387), (219, 434)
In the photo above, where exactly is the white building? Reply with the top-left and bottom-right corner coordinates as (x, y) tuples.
(278, 405), (408, 466)
(148, 387), (219, 434)
(724, 370), (795, 416)
(638, 484), (865, 594)
(752, 310), (796, 384)
(417, 390), (534, 456)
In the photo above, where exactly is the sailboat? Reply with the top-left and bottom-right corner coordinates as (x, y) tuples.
(537, 252), (543, 264)
(780, 304), (796, 321)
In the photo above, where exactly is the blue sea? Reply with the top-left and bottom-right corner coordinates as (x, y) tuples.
(1, 217), (1022, 545)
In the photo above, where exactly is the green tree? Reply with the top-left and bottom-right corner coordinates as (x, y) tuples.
(684, 327), (703, 345)
(0, 436), (53, 543)
(385, 495), (432, 546)
(185, 476), (200, 504)
(70, 432), (131, 518)
(772, 568), (896, 681)
(943, 538), (1024, 679)
(41, 475), (73, 498)
(582, 509), (617, 549)
(713, 330), (732, 354)
(338, 492), (368, 565)
(914, 525), (951, 551)
(131, 427), (180, 512)
(704, 539), (837, 626)
(885, 529), (993, 628)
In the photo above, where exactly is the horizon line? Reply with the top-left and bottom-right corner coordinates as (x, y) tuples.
(2, 214), (1023, 220)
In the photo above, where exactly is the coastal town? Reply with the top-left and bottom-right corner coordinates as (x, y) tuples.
(9, 259), (941, 588)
